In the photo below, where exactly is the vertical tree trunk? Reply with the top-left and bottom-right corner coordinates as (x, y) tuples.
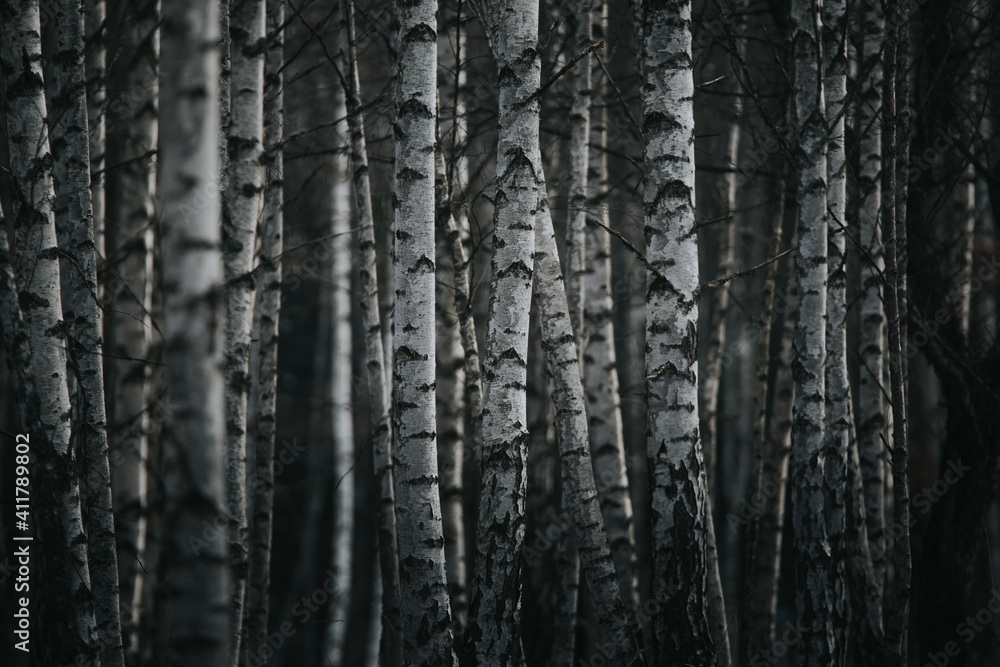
(244, 0), (283, 659)
(50, 2), (125, 664)
(340, 1), (403, 663)
(104, 1), (159, 649)
(822, 0), (849, 662)
(468, 0), (541, 663)
(1, 4), (100, 664)
(583, 0), (640, 620)
(159, 0), (229, 663)
(880, 9), (911, 665)
(535, 194), (637, 665)
(856, 0), (887, 600)
(221, 0), (265, 658)
(392, 0), (456, 663)
(789, 1), (833, 664)
(640, 0), (717, 663)
(85, 0), (106, 261)
(325, 75), (354, 667)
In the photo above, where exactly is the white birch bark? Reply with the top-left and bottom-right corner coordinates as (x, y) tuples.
(325, 76), (354, 667)
(220, 0), (265, 658)
(50, 3), (125, 663)
(535, 195), (637, 665)
(392, 0), (456, 663)
(159, 0), (229, 663)
(822, 0), (849, 662)
(340, 1), (403, 662)
(85, 0), (106, 261)
(583, 4), (639, 619)
(469, 0), (542, 663)
(856, 0), (887, 601)
(639, 0), (716, 661)
(244, 0), (283, 657)
(1, 6), (100, 662)
(789, 1), (833, 663)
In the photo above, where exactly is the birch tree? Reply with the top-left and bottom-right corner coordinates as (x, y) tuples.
(392, 0), (456, 663)
(50, 2), (125, 663)
(639, 0), (717, 661)
(104, 1), (159, 642)
(220, 0), (265, 657)
(158, 0), (229, 663)
(789, 0), (833, 663)
(340, 0), (403, 662)
(244, 0), (283, 657)
(469, 0), (542, 661)
(1, 5), (100, 662)
(583, 0), (639, 617)
(535, 194), (638, 665)
(85, 0), (106, 259)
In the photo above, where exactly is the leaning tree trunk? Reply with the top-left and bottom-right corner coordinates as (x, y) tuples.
(1, 4), (102, 665)
(639, 0), (717, 662)
(158, 0), (229, 663)
(325, 76), (355, 667)
(244, 0), (283, 659)
(535, 194), (638, 665)
(789, 0), (833, 664)
(85, 0), (106, 260)
(220, 0), (265, 659)
(856, 0), (888, 599)
(392, 0), (457, 664)
(340, 0), (403, 663)
(104, 0), (159, 646)
(822, 0), (849, 662)
(50, 2), (125, 664)
(582, 0), (640, 623)
(467, 0), (542, 663)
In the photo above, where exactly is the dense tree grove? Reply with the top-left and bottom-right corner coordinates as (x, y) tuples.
(3, 0), (1000, 665)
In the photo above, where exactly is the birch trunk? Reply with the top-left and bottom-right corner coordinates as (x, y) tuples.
(1, 5), (101, 659)
(468, 0), (542, 663)
(340, 0), (403, 662)
(535, 195), (637, 665)
(325, 76), (354, 667)
(221, 0), (265, 658)
(104, 0), (158, 647)
(50, 2), (125, 663)
(435, 127), (468, 636)
(159, 0), (229, 663)
(789, 1), (833, 663)
(856, 0), (887, 600)
(639, 0), (716, 662)
(392, 0), (456, 663)
(85, 0), (106, 261)
(880, 13), (911, 665)
(583, 3), (639, 619)
(244, 0), (283, 658)
(822, 0), (849, 661)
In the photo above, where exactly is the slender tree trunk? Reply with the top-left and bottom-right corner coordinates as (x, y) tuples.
(392, 0), (456, 663)
(468, 0), (542, 663)
(789, 0), (833, 664)
(549, 518), (580, 667)
(822, 0), (849, 662)
(340, 1), (403, 663)
(534, 194), (638, 665)
(221, 0), (265, 658)
(104, 2), (158, 648)
(639, 0), (717, 662)
(50, 2), (125, 664)
(583, 0), (640, 624)
(856, 0), (887, 600)
(158, 0), (229, 663)
(326, 77), (355, 667)
(880, 10), (911, 665)
(1, 4), (101, 664)
(85, 0), (106, 261)
(244, 0), (283, 659)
